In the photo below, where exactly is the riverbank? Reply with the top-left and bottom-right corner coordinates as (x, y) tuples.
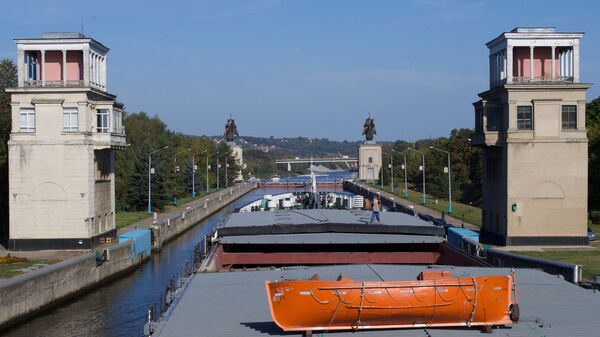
(0, 183), (255, 331)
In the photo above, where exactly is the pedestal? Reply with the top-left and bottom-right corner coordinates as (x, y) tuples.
(229, 142), (244, 182)
(358, 142), (382, 183)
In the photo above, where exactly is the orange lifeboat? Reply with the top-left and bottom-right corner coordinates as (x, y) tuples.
(265, 270), (519, 332)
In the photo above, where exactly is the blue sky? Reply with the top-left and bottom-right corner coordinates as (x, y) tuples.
(1, 0), (599, 141)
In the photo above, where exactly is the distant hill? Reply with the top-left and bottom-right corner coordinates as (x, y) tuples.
(210, 135), (380, 157)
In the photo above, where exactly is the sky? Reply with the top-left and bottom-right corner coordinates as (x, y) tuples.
(1, 0), (599, 141)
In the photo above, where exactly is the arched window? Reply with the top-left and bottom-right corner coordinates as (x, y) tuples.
(368, 157), (373, 163)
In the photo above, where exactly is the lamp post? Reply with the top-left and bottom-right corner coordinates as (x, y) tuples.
(202, 149), (209, 193)
(382, 151), (394, 193)
(225, 156), (229, 188)
(172, 148), (191, 205)
(407, 147), (426, 205)
(148, 145), (169, 213)
(391, 149), (407, 198)
(192, 153), (197, 199)
(429, 146), (453, 214)
(216, 154), (220, 190)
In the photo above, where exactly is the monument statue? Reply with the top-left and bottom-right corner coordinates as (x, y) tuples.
(224, 117), (239, 143)
(362, 116), (376, 141)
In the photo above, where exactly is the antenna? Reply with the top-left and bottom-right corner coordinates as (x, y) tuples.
(81, 19), (84, 35)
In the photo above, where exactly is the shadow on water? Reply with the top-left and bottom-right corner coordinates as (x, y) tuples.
(2, 188), (286, 337)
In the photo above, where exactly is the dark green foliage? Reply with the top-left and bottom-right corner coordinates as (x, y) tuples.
(183, 158), (200, 194)
(590, 211), (600, 225)
(0, 59), (17, 242)
(587, 97), (600, 212)
(380, 129), (481, 206)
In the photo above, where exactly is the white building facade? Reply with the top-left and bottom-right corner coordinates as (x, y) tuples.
(6, 33), (126, 250)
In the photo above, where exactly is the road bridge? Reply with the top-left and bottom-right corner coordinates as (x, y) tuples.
(275, 156), (358, 171)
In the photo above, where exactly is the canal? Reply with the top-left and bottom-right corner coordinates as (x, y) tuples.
(4, 188), (280, 337)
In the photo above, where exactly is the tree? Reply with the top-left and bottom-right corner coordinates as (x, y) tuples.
(126, 145), (170, 212)
(183, 158), (200, 195)
(587, 96), (600, 211)
(0, 59), (17, 242)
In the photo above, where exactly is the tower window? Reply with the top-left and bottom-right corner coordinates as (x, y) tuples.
(368, 157), (373, 164)
(517, 106), (533, 130)
(562, 105), (577, 129)
(486, 107), (499, 131)
(19, 108), (35, 132)
(63, 108), (79, 132)
(97, 109), (109, 133)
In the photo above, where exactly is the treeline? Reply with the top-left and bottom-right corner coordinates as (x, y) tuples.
(240, 135), (360, 157)
(380, 128), (482, 206)
(116, 113), (240, 211)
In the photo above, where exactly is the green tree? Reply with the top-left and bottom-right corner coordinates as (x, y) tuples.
(587, 96), (600, 211)
(183, 158), (200, 195)
(0, 59), (17, 242)
(126, 145), (170, 211)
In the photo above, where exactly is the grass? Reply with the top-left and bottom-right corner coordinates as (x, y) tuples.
(115, 188), (220, 229)
(0, 258), (58, 279)
(517, 250), (600, 279)
(115, 211), (149, 229)
(375, 185), (482, 226)
(514, 222), (600, 281)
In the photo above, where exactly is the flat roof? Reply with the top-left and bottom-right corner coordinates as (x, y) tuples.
(152, 264), (600, 337)
(217, 209), (444, 237)
(219, 232), (443, 245)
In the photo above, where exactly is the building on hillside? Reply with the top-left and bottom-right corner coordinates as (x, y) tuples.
(6, 32), (126, 250)
(472, 27), (592, 246)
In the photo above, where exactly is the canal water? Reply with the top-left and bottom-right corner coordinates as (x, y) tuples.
(3, 188), (285, 337)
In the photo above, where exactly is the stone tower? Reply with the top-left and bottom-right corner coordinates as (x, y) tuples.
(6, 32), (126, 250)
(472, 27), (591, 246)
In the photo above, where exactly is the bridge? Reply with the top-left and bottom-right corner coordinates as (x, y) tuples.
(275, 156), (358, 171)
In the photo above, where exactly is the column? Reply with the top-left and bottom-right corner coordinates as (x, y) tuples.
(529, 46), (534, 81)
(573, 42), (579, 82)
(17, 48), (24, 87)
(41, 50), (46, 86)
(83, 47), (90, 86)
(103, 56), (108, 89)
(551, 46), (556, 81)
(506, 46), (513, 84)
(62, 50), (67, 86)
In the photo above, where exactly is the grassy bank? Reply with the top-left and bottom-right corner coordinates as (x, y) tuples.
(0, 257), (58, 279)
(375, 185), (482, 226)
(115, 188), (219, 229)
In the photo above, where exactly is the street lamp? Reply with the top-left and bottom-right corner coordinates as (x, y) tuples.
(192, 152), (197, 199)
(202, 149), (209, 193)
(148, 145), (169, 213)
(382, 151), (394, 193)
(391, 149), (408, 198)
(429, 146), (453, 214)
(407, 147), (426, 205)
(173, 148), (191, 205)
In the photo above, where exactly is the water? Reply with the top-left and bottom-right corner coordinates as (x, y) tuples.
(3, 188), (276, 337)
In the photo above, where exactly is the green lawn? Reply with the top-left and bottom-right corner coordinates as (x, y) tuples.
(517, 250), (600, 279)
(377, 186), (482, 226)
(115, 211), (149, 229)
(0, 259), (58, 279)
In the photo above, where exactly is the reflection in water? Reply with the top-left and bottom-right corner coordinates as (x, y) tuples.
(3, 188), (280, 337)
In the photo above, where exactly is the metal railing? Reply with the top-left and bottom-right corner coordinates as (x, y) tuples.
(23, 80), (85, 87)
(512, 76), (573, 84)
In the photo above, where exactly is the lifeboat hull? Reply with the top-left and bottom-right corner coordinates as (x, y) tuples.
(265, 272), (518, 331)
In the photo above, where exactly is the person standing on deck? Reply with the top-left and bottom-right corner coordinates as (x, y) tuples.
(370, 193), (381, 223)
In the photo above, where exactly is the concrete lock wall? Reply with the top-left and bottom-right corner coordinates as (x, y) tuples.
(0, 183), (256, 330)
(0, 241), (139, 330)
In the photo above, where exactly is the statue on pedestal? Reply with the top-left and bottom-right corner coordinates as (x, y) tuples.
(224, 117), (239, 143)
(362, 116), (376, 141)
